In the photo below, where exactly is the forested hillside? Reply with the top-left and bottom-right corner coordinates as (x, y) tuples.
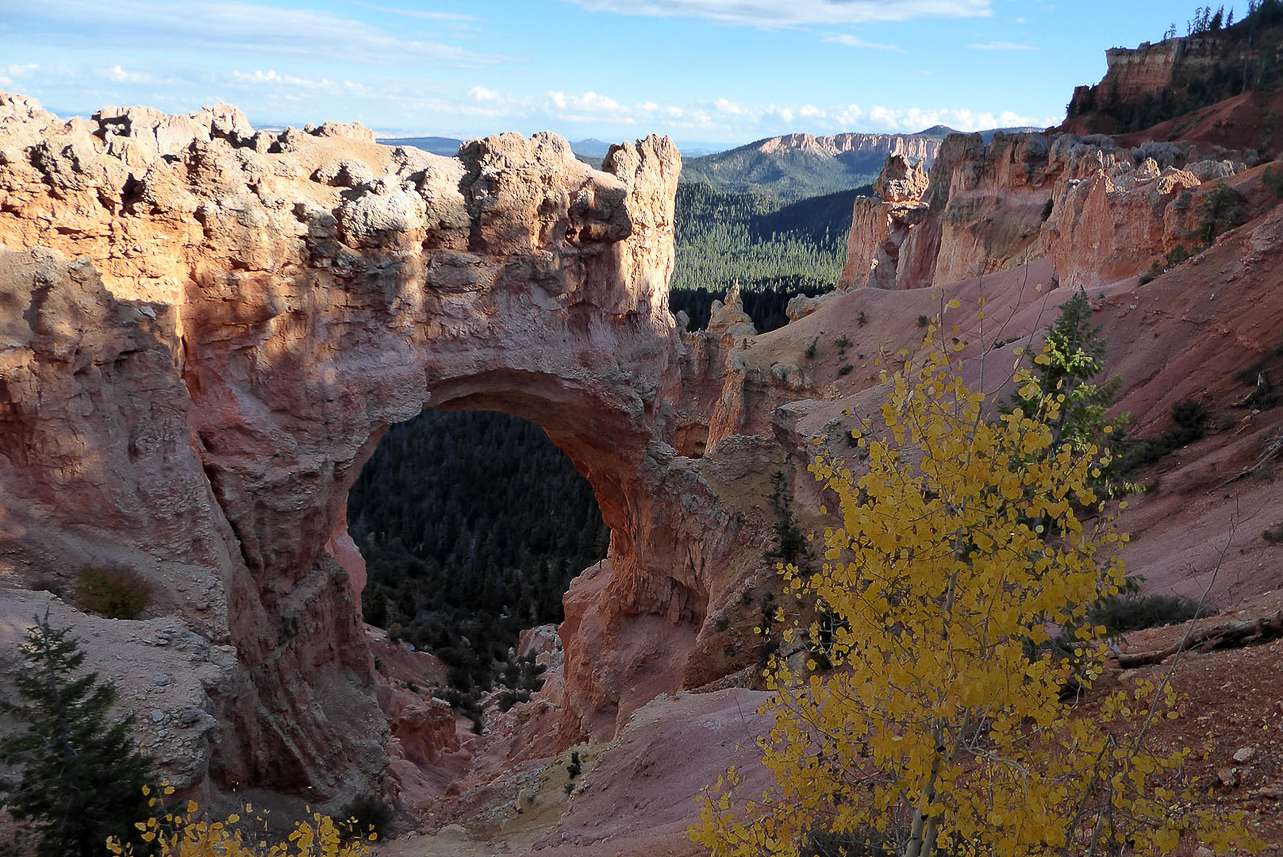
(681, 140), (891, 198)
(347, 410), (609, 696)
(670, 183), (860, 318)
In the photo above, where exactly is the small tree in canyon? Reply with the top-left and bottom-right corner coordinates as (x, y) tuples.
(691, 343), (1254, 857)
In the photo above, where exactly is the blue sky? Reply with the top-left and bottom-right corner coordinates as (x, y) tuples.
(0, 1), (1231, 148)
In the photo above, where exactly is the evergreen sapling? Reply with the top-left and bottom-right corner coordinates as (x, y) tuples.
(0, 611), (155, 857)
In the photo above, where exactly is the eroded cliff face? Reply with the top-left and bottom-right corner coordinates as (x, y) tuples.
(1066, 35), (1242, 132)
(842, 129), (1268, 293)
(1, 87), (863, 807)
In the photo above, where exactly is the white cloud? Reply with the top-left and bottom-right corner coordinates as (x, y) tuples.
(570, 91), (621, 111)
(968, 41), (1035, 50)
(862, 105), (1053, 132)
(469, 86), (504, 103)
(548, 91), (640, 124)
(3, 0), (511, 67)
(713, 97), (748, 116)
(352, 3), (477, 22)
(647, 94), (1054, 135)
(233, 70), (325, 89)
(225, 70), (376, 101)
(106, 65), (148, 83)
(557, 0), (990, 27)
(823, 33), (904, 52)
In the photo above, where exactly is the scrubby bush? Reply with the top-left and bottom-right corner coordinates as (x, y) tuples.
(1264, 164), (1283, 200)
(1172, 398), (1210, 434)
(1089, 592), (1211, 633)
(336, 792), (394, 841)
(497, 689), (530, 712)
(1236, 333), (1283, 410)
(763, 473), (808, 570)
(1165, 243), (1190, 267)
(566, 751), (582, 780)
(76, 565), (152, 620)
(1196, 181), (1243, 243)
(498, 653), (547, 694)
(1117, 398), (1211, 472)
(432, 687), (484, 734)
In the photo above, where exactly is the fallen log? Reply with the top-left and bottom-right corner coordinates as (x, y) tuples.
(1221, 430), (1283, 485)
(1114, 610), (1283, 669)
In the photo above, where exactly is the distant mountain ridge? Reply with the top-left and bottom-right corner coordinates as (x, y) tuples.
(753, 131), (940, 161)
(679, 130), (942, 199)
(379, 135), (465, 157)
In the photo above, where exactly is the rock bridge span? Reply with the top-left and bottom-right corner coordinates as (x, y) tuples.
(0, 92), (757, 796)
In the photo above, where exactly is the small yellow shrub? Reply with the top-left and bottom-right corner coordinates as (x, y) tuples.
(107, 787), (376, 857)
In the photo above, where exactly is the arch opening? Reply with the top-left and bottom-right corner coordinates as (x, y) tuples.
(345, 407), (610, 723)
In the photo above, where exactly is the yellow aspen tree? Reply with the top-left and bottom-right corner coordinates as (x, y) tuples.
(691, 347), (1257, 857)
(107, 786), (377, 857)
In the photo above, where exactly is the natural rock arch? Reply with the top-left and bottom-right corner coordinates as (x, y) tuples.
(0, 92), (761, 796)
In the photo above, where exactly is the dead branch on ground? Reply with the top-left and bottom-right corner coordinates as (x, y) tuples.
(1114, 610), (1283, 669)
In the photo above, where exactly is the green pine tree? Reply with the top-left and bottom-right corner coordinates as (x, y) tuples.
(0, 611), (155, 857)
(1006, 289), (1126, 454)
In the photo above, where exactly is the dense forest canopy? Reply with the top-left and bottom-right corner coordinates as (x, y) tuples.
(669, 183), (859, 328)
(347, 410), (609, 696)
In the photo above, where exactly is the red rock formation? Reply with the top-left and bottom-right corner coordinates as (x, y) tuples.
(0, 89), (705, 797)
(1066, 36), (1235, 134)
(0, 89), (825, 806)
(842, 126), (1269, 293)
(839, 154), (930, 290)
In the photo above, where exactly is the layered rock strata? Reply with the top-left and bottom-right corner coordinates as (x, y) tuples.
(0, 89), (859, 804)
(1067, 35), (1238, 122)
(843, 128), (1264, 292)
(839, 154), (930, 289)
